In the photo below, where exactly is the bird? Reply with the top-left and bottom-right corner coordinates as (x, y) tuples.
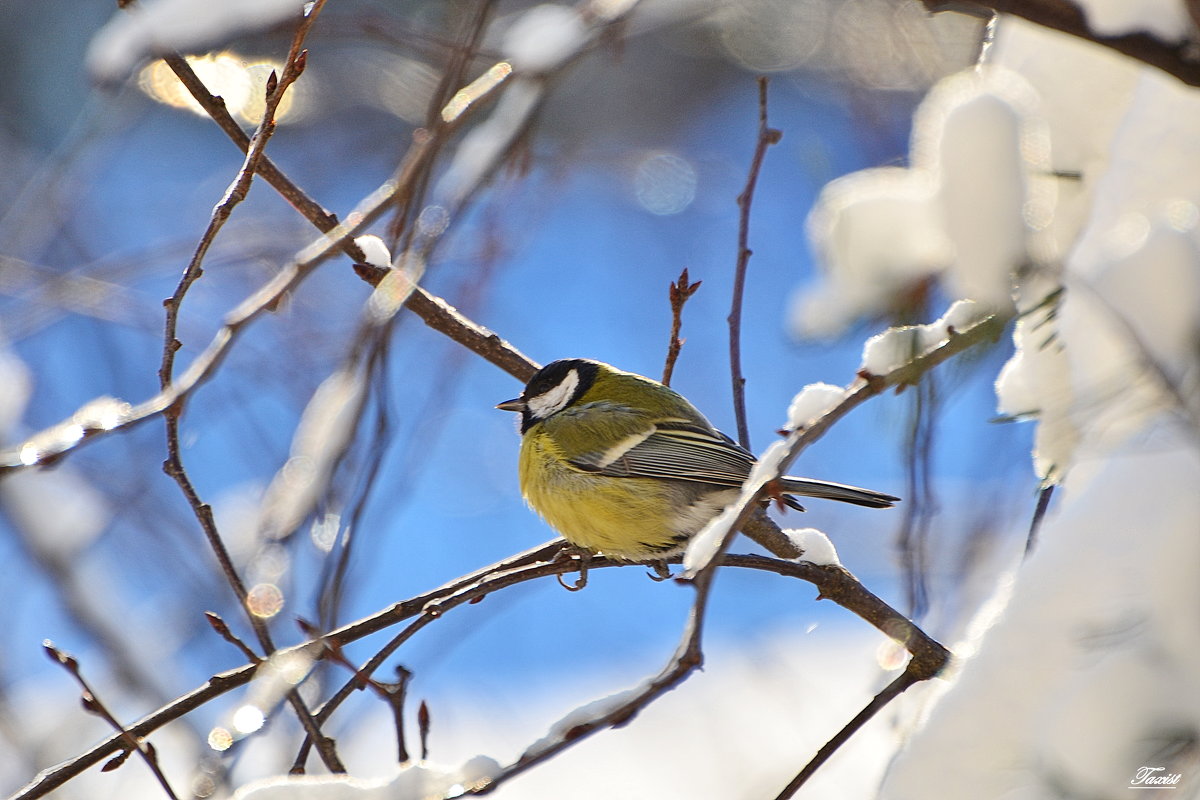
(497, 358), (898, 562)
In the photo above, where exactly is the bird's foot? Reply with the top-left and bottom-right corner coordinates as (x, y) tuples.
(553, 545), (592, 591)
(645, 560), (673, 581)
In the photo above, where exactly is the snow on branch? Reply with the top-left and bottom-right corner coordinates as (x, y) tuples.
(684, 305), (1009, 578)
(924, 0), (1200, 87)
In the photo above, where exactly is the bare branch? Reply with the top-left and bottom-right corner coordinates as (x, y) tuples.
(354, 264), (538, 382)
(150, 2), (344, 773)
(728, 76), (782, 449)
(204, 612), (262, 665)
(1025, 483), (1055, 554)
(772, 669), (925, 799)
(720, 555), (949, 677)
(662, 267), (702, 386)
(687, 310), (1011, 581)
(474, 578), (713, 794)
(43, 642), (180, 800)
(895, 375), (938, 618)
(156, 53), (343, 238)
(11, 537), (949, 800)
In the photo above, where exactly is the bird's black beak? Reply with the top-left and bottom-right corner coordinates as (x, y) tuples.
(496, 398), (526, 413)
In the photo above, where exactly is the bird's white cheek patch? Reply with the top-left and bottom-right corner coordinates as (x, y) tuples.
(527, 368), (579, 418)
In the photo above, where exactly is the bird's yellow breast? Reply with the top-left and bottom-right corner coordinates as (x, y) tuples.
(518, 432), (691, 560)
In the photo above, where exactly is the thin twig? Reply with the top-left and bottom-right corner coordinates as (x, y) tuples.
(471, 547), (723, 795)
(292, 541), (569, 769)
(157, 41), (310, 388)
(728, 76), (782, 449)
(297, 619), (416, 765)
(1025, 483), (1054, 555)
(388, 0), (498, 249)
(418, 700), (432, 762)
(155, 2), (345, 773)
(662, 267), (701, 386)
(895, 374), (937, 619)
(157, 51), (344, 238)
(386, 667), (415, 764)
(314, 346), (393, 632)
(772, 668), (925, 799)
(43, 643), (180, 800)
(203, 612), (262, 664)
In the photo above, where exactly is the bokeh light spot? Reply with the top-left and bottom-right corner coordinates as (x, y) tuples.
(633, 152), (697, 216)
(248, 543), (290, 584)
(1165, 199), (1199, 232)
(246, 583), (284, 619)
(310, 512), (340, 553)
(207, 726), (233, 751)
(417, 204), (450, 237)
(716, 0), (827, 72)
(232, 704), (266, 734)
(138, 52), (302, 125)
(19, 444), (39, 466)
(876, 639), (909, 671)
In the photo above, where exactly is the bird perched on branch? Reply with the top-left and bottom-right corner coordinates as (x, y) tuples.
(498, 359), (897, 562)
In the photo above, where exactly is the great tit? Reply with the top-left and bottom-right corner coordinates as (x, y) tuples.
(497, 359), (898, 561)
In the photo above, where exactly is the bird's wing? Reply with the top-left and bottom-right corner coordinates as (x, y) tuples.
(567, 416), (755, 488)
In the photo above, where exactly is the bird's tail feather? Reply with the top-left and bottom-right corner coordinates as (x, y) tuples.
(779, 477), (899, 509)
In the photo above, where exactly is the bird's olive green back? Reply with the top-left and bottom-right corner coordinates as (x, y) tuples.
(578, 367), (711, 425)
